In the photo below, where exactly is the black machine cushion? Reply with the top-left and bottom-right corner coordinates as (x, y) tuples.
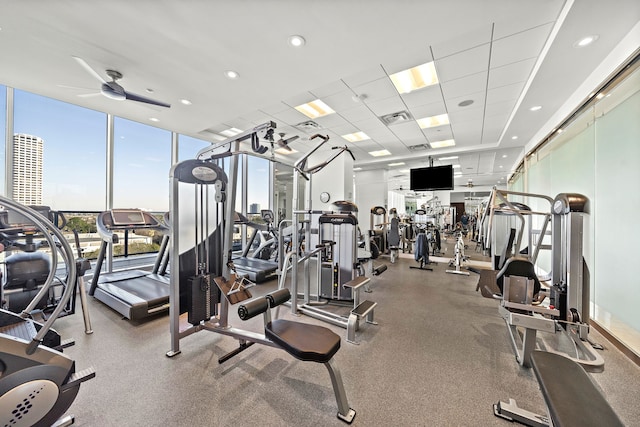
(495, 257), (541, 296)
(531, 351), (624, 427)
(265, 320), (341, 364)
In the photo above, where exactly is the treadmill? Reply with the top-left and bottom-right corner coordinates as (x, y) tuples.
(232, 210), (278, 283)
(88, 209), (170, 320)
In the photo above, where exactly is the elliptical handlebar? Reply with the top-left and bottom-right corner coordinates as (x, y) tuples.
(0, 196), (77, 355)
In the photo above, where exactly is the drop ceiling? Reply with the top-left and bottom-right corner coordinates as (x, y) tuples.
(0, 0), (638, 189)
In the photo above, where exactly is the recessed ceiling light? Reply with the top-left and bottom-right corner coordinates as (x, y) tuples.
(224, 70), (239, 79)
(390, 61), (439, 94)
(502, 154), (508, 158)
(429, 139), (455, 148)
(439, 156), (458, 161)
(149, 117), (159, 122)
(530, 105), (542, 111)
(388, 162), (405, 167)
(342, 131), (370, 142)
(511, 136), (518, 140)
(354, 167), (362, 171)
(458, 99), (474, 107)
(369, 149), (391, 157)
(180, 99), (192, 105)
(573, 35), (599, 48)
(499, 165), (503, 168)
(295, 99), (335, 119)
(417, 113), (449, 129)
(287, 35), (306, 47)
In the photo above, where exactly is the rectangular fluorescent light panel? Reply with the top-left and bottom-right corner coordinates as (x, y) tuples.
(342, 131), (370, 142)
(294, 99), (335, 119)
(390, 61), (439, 94)
(220, 127), (243, 137)
(388, 162), (405, 167)
(368, 149), (391, 157)
(438, 156), (458, 161)
(353, 167), (363, 171)
(417, 113), (449, 129)
(429, 139), (455, 149)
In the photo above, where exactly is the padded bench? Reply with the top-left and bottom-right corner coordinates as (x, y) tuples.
(532, 351), (623, 427)
(237, 289), (356, 424)
(494, 350), (623, 427)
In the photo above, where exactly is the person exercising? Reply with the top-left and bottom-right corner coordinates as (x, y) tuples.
(461, 212), (469, 234)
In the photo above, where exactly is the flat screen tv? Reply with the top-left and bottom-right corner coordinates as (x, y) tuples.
(409, 165), (454, 191)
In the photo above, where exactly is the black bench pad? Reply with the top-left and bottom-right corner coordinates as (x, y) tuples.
(531, 351), (624, 427)
(266, 319), (340, 363)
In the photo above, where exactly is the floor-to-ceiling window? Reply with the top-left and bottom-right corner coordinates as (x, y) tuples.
(0, 85), (6, 195)
(13, 90), (106, 210)
(113, 117), (171, 211)
(178, 134), (211, 161)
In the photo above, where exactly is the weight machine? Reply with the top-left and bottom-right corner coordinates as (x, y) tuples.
(166, 123), (357, 423)
(278, 134), (379, 345)
(480, 188), (603, 372)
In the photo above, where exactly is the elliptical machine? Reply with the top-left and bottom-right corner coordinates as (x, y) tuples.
(0, 197), (95, 427)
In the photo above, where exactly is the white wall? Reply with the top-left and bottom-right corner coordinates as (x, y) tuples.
(354, 169), (388, 230)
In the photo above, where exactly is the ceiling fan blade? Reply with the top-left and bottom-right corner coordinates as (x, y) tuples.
(284, 135), (299, 144)
(72, 56), (107, 84)
(124, 91), (171, 108)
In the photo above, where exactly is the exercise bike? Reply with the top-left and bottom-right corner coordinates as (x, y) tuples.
(0, 197), (95, 427)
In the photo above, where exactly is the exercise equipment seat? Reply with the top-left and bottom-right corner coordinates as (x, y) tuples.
(496, 256), (541, 296)
(266, 319), (340, 363)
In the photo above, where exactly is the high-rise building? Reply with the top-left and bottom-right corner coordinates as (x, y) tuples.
(249, 203), (260, 214)
(12, 133), (44, 205)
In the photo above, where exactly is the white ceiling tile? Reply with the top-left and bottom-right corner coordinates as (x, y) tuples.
(315, 113), (350, 128)
(353, 77), (398, 102)
(260, 102), (292, 115)
(488, 58), (535, 89)
(400, 85), (443, 108)
(281, 92), (316, 108)
(339, 105), (377, 123)
(491, 23), (554, 68)
(240, 110), (275, 125)
(422, 125), (454, 142)
(342, 66), (388, 87)
(365, 96), (407, 116)
(323, 90), (363, 112)
(435, 44), (491, 83)
(388, 121), (425, 140)
(410, 102), (448, 120)
(486, 82), (522, 106)
(485, 98), (516, 118)
(440, 71), (487, 99)
(449, 105), (484, 123)
(310, 80), (350, 98)
(431, 26), (493, 59)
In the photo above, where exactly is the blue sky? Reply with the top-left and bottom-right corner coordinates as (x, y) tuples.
(3, 87), (270, 212)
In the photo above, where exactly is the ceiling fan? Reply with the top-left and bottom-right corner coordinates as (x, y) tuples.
(70, 56), (171, 108)
(274, 133), (299, 152)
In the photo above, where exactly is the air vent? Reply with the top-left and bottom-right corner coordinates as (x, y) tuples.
(295, 120), (322, 131)
(380, 111), (413, 126)
(408, 143), (429, 151)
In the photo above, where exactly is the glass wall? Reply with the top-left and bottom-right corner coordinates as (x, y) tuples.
(0, 85), (6, 195)
(514, 62), (640, 355)
(13, 90), (107, 211)
(113, 117), (171, 211)
(178, 134), (211, 161)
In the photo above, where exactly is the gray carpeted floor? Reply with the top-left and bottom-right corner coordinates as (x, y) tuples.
(54, 239), (640, 427)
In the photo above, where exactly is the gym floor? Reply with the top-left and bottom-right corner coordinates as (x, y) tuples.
(54, 236), (640, 426)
